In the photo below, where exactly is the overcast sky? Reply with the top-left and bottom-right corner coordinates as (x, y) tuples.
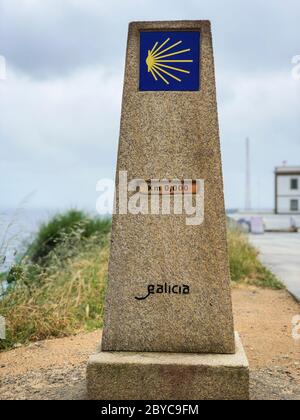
(0, 0), (299, 212)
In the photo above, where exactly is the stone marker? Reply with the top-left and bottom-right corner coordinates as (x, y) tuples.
(87, 20), (249, 400)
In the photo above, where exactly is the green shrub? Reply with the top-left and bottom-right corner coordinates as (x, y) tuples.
(26, 210), (111, 264)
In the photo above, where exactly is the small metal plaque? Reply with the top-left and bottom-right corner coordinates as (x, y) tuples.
(140, 180), (198, 195)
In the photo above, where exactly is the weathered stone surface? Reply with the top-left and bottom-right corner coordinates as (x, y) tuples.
(87, 333), (249, 400)
(102, 20), (235, 354)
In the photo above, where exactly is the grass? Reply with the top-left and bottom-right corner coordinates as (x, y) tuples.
(0, 212), (283, 351)
(228, 228), (284, 289)
(0, 235), (109, 351)
(0, 210), (111, 351)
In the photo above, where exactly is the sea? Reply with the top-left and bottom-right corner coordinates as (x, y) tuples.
(0, 208), (56, 294)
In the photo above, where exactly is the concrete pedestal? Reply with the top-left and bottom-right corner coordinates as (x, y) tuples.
(87, 333), (249, 400)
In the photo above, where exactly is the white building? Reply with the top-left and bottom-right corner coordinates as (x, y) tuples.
(275, 166), (300, 214)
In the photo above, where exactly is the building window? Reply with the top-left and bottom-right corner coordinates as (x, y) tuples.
(290, 199), (299, 212)
(291, 178), (298, 190)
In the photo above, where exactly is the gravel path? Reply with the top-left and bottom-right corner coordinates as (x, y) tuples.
(0, 287), (299, 400)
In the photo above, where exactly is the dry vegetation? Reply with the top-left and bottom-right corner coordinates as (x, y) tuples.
(0, 212), (283, 351)
(0, 239), (108, 350)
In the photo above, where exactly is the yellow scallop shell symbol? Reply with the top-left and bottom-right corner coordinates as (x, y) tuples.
(146, 38), (193, 85)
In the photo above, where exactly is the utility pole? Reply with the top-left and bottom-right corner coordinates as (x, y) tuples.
(245, 137), (251, 211)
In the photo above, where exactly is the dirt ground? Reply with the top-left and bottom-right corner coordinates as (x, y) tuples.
(0, 286), (299, 400)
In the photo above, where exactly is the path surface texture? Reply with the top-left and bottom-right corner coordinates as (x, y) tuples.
(250, 233), (300, 301)
(0, 288), (299, 400)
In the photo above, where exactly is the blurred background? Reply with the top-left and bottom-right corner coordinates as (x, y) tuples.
(0, 0), (300, 232)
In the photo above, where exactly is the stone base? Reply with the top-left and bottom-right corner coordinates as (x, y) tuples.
(87, 333), (249, 400)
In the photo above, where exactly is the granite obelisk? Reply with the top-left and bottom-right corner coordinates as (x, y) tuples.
(87, 20), (249, 400)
